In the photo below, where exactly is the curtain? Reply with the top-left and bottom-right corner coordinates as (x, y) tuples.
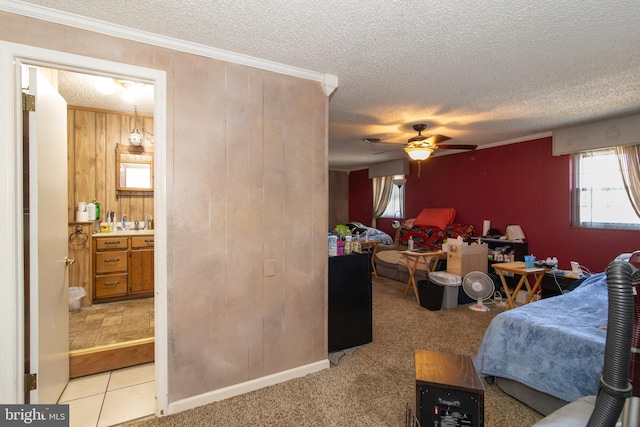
(371, 176), (393, 228)
(615, 144), (640, 218)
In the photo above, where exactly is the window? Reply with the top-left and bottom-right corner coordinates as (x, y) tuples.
(573, 148), (640, 228)
(381, 183), (404, 218)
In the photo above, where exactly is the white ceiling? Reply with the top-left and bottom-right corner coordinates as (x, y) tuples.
(15, 0), (640, 171)
(56, 70), (155, 116)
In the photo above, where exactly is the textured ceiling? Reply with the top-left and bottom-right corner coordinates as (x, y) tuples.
(57, 71), (154, 116)
(14, 0), (640, 170)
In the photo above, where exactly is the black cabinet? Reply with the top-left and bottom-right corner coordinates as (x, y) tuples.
(474, 238), (528, 261)
(328, 253), (372, 352)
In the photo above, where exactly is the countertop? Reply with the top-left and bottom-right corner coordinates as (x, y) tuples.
(92, 230), (154, 237)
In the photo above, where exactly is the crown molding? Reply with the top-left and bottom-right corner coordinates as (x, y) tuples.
(476, 131), (552, 150)
(0, 0), (338, 93)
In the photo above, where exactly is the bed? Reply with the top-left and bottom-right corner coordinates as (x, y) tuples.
(473, 272), (608, 415)
(344, 222), (394, 245)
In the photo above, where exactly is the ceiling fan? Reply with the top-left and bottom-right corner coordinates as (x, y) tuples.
(367, 124), (478, 161)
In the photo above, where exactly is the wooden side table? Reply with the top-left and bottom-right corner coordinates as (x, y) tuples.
(402, 250), (443, 304)
(360, 240), (380, 277)
(492, 261), (546, 310)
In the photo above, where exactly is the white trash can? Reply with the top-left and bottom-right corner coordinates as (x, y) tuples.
(68, 287), (86, 312)
(428, 271), (462, 309)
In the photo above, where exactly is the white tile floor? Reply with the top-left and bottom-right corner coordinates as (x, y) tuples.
(59, 363), (155, 427)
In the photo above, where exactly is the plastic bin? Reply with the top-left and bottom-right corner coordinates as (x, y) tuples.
(428, 271), (462, 309)
(417, 280), (445, 311)
(68, 286), (86, 312)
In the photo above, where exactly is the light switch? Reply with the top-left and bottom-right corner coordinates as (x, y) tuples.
(264, 259), (276, 277)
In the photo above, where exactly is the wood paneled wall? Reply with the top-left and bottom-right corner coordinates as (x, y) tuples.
(67, 106), (155, 225)
(67, 107), (154, 305)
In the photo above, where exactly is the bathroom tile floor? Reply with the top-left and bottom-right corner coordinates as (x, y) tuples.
(69, 298), (154, 351)
(59, 363), (155, 427)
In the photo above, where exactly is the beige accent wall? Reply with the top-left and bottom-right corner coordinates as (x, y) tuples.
(0, 11), (328, 403)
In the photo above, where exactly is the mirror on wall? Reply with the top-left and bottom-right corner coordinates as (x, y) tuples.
(116, 144), (153, 192)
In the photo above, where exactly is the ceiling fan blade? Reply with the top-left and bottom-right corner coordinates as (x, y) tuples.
(408, 135), (426, 143)
(426, 134), (451, 145)
(436, 143), (478, 150)
(374, 147), (404, 155)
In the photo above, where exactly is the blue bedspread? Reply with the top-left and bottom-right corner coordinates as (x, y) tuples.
(474, 272), (608, 403)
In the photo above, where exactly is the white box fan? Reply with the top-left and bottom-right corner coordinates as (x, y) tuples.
(462, 271), (495, 312)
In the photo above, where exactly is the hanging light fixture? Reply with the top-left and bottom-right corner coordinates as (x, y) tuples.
(128, 106), (143, 146)
(404, 145), (433, 161)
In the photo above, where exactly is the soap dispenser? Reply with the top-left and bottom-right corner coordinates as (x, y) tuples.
(121, 214), (127, 230)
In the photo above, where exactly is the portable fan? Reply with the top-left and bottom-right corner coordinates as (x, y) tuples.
(462, 272), (495, 312)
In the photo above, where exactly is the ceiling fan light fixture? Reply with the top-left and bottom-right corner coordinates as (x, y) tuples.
(405, 146), (433, 161)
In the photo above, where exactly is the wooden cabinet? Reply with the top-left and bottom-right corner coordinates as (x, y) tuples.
(129, 236), (155, 295)
(93, 234), (154, 302)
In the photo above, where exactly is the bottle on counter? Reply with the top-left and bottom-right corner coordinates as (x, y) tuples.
(408, 236), (414, 251)
(86, 201), (96, 221)
(353, 232), (362, 254)
(93, 198), (100, 221)
(328, 234), (338, 256)
(148, 215), (154, 230)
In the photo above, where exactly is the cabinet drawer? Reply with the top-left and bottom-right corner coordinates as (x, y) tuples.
(131, 236), (154, 249)
(96, 238), (128, 250)
(95, 274), (127, 298)
(95, 252), (128, 274)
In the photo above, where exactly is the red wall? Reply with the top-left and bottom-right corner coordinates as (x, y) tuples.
(349, 137), (639, 273)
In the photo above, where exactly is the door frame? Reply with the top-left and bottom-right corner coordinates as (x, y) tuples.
(0, 41), (168, 415)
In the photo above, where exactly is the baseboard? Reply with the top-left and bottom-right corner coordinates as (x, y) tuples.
(167, 359), (330, 416)
(69, 337), (154, 378)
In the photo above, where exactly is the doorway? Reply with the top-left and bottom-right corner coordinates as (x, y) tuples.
(57, 68), (156, 377)
(0, 41), (168, 414)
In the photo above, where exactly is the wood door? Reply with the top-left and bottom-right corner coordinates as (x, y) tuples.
(27, 67), (69, 403)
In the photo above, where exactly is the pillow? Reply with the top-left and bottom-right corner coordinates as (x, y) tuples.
(413, 208), (456, 229)
(401, 218), (415, 228)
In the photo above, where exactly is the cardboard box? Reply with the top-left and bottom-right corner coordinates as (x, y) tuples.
(446, 243), (488, 277)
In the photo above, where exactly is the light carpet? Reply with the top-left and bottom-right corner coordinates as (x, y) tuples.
(124, 275), (544, 426)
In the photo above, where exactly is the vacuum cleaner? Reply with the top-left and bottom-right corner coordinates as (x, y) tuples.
(534, 255), (639, 427)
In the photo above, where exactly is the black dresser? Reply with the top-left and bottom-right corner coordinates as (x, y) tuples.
(328, 253), (373, 352)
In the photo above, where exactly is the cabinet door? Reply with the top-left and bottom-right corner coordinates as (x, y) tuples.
(129, 249), (154, 295)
